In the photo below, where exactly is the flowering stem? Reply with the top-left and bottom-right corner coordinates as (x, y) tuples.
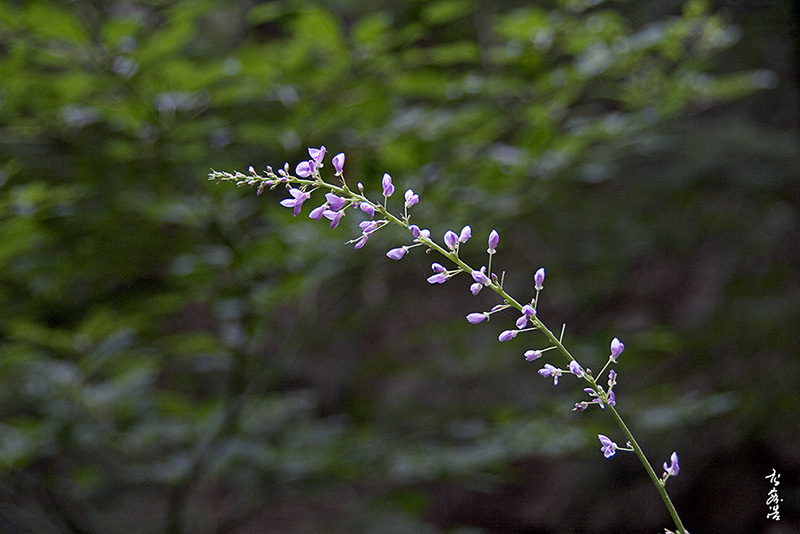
(209, 164), (688, 534)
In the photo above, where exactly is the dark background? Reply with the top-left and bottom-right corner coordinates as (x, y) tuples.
(0, 1), (798, 533)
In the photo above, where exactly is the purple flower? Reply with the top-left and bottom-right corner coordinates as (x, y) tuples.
(498, 329), (517, 342)
(309, 204), (327, 220)
(663, 452), (679, 477)
(404, 189), (419, 208)
(382, 173), (395, 197)
(608, 369), (617, 388)
(386, 247), (407, 260)
(471, 267), (490, 285)
(325, 193), (346, 211)
(569, 360), (583, 377)
(427, 263), (448, 284)
(360, 203), (375, 219)
(524, 350), (542, 361)
(308, 146), (326, 165)
(538, 363), (562, 384)
(516, 304), (537, 327)
(598, 434), (618, 458)
(608, 389), (616, 407)
(354, 235), (368, 249)
(355, 220), (378, 249)
(444, 230), (459, 250)
(279, 188), (311, 216)
(323, 209), (344, 228)
(427, 273), (448, 284)
(584, 387), (606, 409)
(466, 312), (488, 324)
(487, 229), (499, 254)
(534, 268), (545, 291)
(360, 220), (378, 234)
(332, 152), (345, 175)
(470, 282), (482, 296)
(295, 160), (314, 177)
(610, 337), (624, 362)
(459, 225), (472, 243)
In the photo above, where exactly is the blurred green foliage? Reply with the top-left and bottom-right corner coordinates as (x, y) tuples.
(0, 0), (797, 533)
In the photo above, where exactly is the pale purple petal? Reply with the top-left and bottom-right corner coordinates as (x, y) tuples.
(534, 268), (545, 290)
(309, 204), (327, 220)
(332, 152), (345, 175)
(498, 329), (517, 342)
(360, 203), (375, 219)
(610, 337), (625, 362)
(466, 313), (488, 324)
(323, 209), (344, 228)
(386, 247), (406, 260)
(598, 434), (617, 458)
(354, 235), (368, 249)
(382, 173), (395, 197)
(280, 188), (310, 216)
(444, 230), (459, 250)
(538, 363), (562, 384)
(487, 229), (499, 254)
(608, 369), (617, 388)
(459, 225), (472, 243)
(295, 160), (313, 177)
(524, 350), (541, 361)
(360, 220), (378, 234)
(471, 268), (490, 285)
(569, 360), (583, 377)
(663, 452), (679, 477)
(404, 189), (419, 208)
(308, 146), (326, 165)
(427, 272), (448, 284)
(325, 193), (346, 211)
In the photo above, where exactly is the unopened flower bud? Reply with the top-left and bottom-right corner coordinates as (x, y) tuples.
(524, 350), (542, 361)
(466, 313), (488, 324)
(498, 329), (517, 342)
(386, 247), (407, 260)
(382, 173), (395, 197)
(534, 268), (545, 290)
(332, 152), (345, 175)
(487, 229), (499, 254)
(444, 230), (459, 250)
(404, 189), (419, 208)
(459, 225), (471, 243)
(610, 337), (624, 362)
